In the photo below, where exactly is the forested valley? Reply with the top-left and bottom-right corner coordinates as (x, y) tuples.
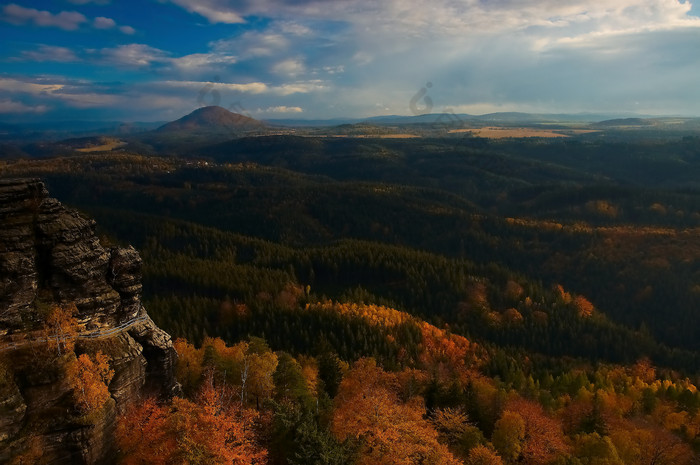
(4, 131), (700, 464)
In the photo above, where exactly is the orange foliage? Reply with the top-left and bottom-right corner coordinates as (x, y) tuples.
(117, 379), (266, 465)
(43, 303), (79, 355)
(419, 322), (477, 384)
(555, 284), (572, 304)
(504, 398), (569, 464)
(573, 295), (594, 318)
(504, 280), (524, 301)
(460, 281), (490, 314)
(632, 358), (656, 384)
(332, 358), (461, 465)
(431, 407), (472, 445)
(466, 444), (504, 465)
(172, 378), (266, 465)
(502, 308), (524, 324)
(276, 282), (304, 309)
(598, 389), (635, 418)
(652, 403), (689, 433)
(218, 300), (249, 326)
(117, 398), (176, 465)
(610, 418), (694, 465)
(307, 301), (481, 382)
(66, 351), (114, 413)
(559, 396), (593, 435)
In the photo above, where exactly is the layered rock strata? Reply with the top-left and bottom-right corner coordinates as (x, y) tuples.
(0, 178), (178, 464)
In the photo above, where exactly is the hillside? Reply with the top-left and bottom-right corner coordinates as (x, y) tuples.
(155, 106), (264, 134)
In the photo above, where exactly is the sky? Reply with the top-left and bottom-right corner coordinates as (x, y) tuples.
(1, 0), (700, 122)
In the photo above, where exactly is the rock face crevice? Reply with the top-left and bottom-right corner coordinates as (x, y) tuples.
(0, 178), (178, 464)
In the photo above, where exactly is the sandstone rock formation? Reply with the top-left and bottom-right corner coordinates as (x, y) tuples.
(0, 178), (178, 464)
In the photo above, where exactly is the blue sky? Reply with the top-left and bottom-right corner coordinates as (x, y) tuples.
(1, 0), (700, 121)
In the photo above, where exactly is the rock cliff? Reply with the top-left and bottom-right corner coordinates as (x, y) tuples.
(0, 178), (178, 464)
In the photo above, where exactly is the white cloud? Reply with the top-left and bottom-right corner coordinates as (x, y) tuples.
(166, 0), (244, 24)
(257, 105), (304, 113)
(172, 53), (237, 70)
(272, 58), (306, 77)
(93, 16), (116, 29)
(212, 31), (289, 58)
(99, 44), (170, 67)
(162, 80), (270, 94)
(161, 79), (324, 96)
(273, 81), (327, 96)
(0, 99), (49, 114)
(167, 0), (700, 46)
(1, 3), (87, 30)
(17, 45), (80, 63)
(53, 91), (120, 108)
(278, 21), (313, 37)
(5, 0), (700, 119)
(0, 78), (65, 95)
(322, 65), (345, 75)
(1, 3), (136, 34)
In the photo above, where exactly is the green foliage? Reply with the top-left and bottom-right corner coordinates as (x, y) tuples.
(268, 401), (356, 465)
(274, 352), (314, 408)
(317, 352), (344, 398)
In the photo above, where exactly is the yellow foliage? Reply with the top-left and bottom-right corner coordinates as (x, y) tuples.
(306, 301), (411, 327)
(43, 303), (79, 356)
(66, 351), (114, 413)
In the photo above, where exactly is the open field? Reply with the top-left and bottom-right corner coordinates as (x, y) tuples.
(449, 127), (598, 138)
(75, 139), (127, 152)
(325, 133), (421, 139)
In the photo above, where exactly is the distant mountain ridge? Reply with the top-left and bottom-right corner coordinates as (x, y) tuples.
(265, 112), (662, 126)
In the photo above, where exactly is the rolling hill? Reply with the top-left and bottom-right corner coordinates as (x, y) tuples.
(155, 105), (264, 134)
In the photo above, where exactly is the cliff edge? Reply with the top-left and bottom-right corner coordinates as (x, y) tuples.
(0, 178), (178, 464)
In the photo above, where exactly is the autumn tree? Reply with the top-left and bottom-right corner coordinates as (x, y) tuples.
(492, 411), (525, 463)
(117, 398), (176, 465)
(572, 433), (623, 465)
(173, 374), (267, 465)
(466, 444), (504, 465)
(174, 338), (204, 395)
(610, 420), (694, 465)
(331, 358), (461, 465)
(246, 338), (279, 408)
(504, 398), (569, 465)
(43, 303), (79, 356)
(432, 407), (486, 459)
(573, 295), (594, 318)
(66, 351), (114, 413)
(117, 377), (266, 465)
